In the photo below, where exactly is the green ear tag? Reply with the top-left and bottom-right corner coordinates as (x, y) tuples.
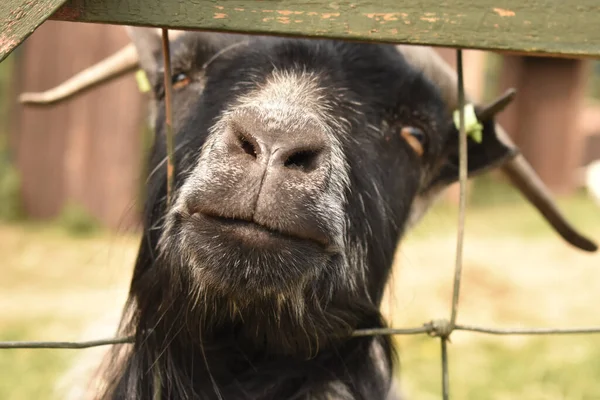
(135, 69), (151, 93)
(453, 104), (483, 143)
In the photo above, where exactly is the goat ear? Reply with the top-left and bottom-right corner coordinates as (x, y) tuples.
(434, 119), (518, 186)
(431, 90), (519, 186)
(406, 115), (517, 229)
(125, 27), (163, 83)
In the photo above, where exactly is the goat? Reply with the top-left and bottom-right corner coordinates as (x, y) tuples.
(22, 28), (597, 400)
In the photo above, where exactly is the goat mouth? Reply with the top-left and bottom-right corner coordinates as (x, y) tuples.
(190, 212), (332, 251)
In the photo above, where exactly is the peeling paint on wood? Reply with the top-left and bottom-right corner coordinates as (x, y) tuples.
(493, 8), (516, 17)
(0, 0), (69, 62)
(42, 0), (600, 58)
(49, 0), (600, 58)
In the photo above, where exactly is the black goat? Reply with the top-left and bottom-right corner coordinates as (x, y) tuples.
(22, 27), (596, 400)
(95, 29), (517, 400)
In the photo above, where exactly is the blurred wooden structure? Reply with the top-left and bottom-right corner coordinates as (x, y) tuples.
(581, 105), (600, 167)
(438, 49), (597, 198)
(497, 56), (591, 194)
(9, 21), (146, 230)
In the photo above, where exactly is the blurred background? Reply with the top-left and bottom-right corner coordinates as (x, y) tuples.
(0, 21), (599, 400)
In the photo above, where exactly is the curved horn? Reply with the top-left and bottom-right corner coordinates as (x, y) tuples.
(18, 28), (190, 106)
(477, 88), (517, 122)
(19, 43), (139, 106)
(502, 153), (598, 251)
(397, 44), (597, 252)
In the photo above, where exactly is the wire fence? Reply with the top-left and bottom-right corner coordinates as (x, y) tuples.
(1, 31), (600, 400)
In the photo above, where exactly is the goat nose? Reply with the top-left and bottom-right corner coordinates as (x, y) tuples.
(225, 113), (329, 174)
(270, 146), (324, 173)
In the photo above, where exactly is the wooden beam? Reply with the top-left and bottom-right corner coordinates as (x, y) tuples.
(0, 0), (69, 62)
(50, 0), (600, 58)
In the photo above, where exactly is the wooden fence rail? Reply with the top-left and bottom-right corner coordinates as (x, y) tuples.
(3, 0), (600, 62)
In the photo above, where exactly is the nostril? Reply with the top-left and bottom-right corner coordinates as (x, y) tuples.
(284, 149), (321, 172)
(238, 134), (258, 158)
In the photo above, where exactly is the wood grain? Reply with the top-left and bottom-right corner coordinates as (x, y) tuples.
(0, 0), (69, 62)
(50, 0), (600, 58)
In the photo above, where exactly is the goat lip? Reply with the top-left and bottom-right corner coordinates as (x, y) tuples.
(191, 212), (332, 250)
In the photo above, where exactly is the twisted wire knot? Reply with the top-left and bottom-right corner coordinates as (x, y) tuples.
(425, 319), (454, 339)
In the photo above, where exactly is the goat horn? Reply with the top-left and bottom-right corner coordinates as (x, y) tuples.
(397, 44), (597, 252)
(502, 151), (598, 251)
(19, 44), (139, 106)
(476, 88), (517, 121)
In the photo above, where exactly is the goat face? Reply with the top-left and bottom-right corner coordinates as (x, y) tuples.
(128, 31), (512, 357)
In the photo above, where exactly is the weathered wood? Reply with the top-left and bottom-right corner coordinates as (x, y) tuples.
(0, 0), (69, 62)
(50, 0), (600, 58)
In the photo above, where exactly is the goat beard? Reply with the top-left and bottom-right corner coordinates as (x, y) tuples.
(123, 251), (384, 360)
(96, 216), (396, 398)
(99, 283), (391, 400)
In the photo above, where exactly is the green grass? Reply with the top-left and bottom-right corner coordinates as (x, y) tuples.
(1, 184), (599, 400)
(0, 320), (76, 400)
(0, 223), (136, 400)
(54, 203), (102, 237)
(388, 179), (600, 400)
(410, 175), (600, 240)
(397, 335), (600, 400)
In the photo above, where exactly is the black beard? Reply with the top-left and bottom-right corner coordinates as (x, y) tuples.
(99, 251), (395, 400)
(131, 247), (383, 358)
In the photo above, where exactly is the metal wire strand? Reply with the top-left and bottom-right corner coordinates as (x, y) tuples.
(455, 324), (600, 336)
(3, 324), (600, 349)
(161, 28), (175, 206)
(441, 338), (450, 400)
(0, 336), (134, 349)
(352, 324), (600, 337)
(450, 48), (467, 329)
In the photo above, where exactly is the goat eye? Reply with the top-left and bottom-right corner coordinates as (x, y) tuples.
(400, 126), (426, 156)
(172, 73), (191, 89)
